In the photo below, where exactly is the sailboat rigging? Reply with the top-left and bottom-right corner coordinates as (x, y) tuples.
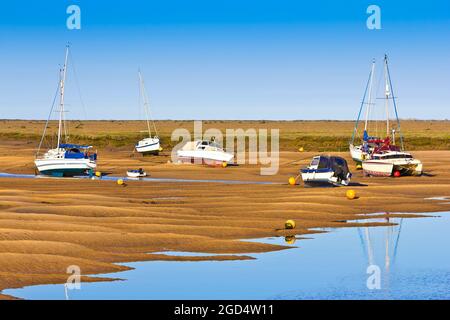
(34, 45), (97, 177)
(349, 55), (422, 177)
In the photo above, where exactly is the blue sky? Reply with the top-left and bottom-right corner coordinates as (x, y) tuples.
(0, 0), (449, 120)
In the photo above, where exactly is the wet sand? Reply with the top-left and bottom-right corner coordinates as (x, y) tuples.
(0, 138), (449, 299)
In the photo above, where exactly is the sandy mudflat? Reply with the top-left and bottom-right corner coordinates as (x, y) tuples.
(0, 121), (449, 299)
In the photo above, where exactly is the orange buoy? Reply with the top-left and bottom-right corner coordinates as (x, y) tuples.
(288, 177), (296, 185)
(346, 189), (357, 200)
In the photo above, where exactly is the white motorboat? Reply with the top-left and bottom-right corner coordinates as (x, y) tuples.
(362, 150), (423, 177)
(135, 71), (161, 155)
(301, 156), (352, 186)
(126, 168), (147, 178)
(34, 45), (97, 177)
(177, 139), (234, 165)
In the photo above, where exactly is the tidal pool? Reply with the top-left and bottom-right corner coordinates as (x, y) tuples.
(0, 172), (279, 185)
(4, 213), (450, 300)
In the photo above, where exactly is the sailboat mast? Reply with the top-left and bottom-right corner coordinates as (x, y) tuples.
(138, 71), (152, 138)
(351, 62), (373, 145)
(384, 56), (390, 137)
(364, 59), (376, 131)
(385, 55), (405, 150)
(57, 45), (69, 149)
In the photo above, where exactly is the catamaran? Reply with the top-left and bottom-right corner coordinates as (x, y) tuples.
(34, 45), (97, 177)
(361, 136), (422, 177)
(177, 138), (234, 166)
(349, 55), (422, 176)
(135, 71), (161, 155)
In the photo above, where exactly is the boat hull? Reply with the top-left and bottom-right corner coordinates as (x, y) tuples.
(177, 150), (234, 165)
(126, 171), (147, 178)
(349, 144), (369, 164)
(301, 169), (350, 187)
(362, 161), (394, 177)
(136, 138), (160, 155)
(363, 159), (422, 177)
(35, 158), (96, 177)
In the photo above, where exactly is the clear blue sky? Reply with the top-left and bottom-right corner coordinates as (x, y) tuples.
(0, 0), (449, 120)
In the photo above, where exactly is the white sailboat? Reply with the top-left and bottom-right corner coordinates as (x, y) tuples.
(34, 45), (97, 177)
(361, 55), (422, 177)
(135, 71), (161, 155)
(350, 55), (422, 176)
(177, 138), (234, 166)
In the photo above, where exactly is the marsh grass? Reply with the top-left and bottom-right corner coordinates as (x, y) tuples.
(1, 120), (448, 151)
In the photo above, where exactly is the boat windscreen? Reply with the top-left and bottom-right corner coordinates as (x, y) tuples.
(310, 157), (320, 167)
(317, 157), (330, 169)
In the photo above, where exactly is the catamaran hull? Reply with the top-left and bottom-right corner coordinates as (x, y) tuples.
(136, 140), (160, 155)
(363, 160), (422, 177)
(301, 170), (350, 187)
(34, 159), (97, 177)
(362, 161), (393, 177)
(177, 150), (234, 165)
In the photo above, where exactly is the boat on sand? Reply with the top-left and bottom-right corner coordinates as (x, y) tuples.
(301, 156), (352, 186)
(35, 45), (97, 177)
(126, 168), (147, 178)
(177, 138), (234, 166)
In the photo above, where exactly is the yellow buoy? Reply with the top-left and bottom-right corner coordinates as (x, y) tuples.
(222, 162), (228, 168)
(285, 235), (296, 245)
(346, 189), (357, 200)
(298, 147), (304, 152)
(285, 219), (296, 229)
(159, 147), (163, 152)
(117, 179), (125, 186)
(356, 164), (362, 170)
(95, 171), (102, 177)
(288, 177), (296, 185)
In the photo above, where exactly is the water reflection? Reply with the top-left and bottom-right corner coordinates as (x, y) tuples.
(5, 213), (450, 300)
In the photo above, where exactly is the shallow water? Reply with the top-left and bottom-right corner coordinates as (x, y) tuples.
(0, 172), (279, 185)
(4, 213), (450, 300)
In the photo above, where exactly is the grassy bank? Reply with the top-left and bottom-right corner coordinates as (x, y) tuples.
(0, 120), (448, 152)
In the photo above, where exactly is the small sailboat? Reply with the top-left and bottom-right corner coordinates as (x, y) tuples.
(34, 45), (97, 177)
(176, 138), (234, 166)
(350, 55), (422, 176)
(135, 71), (161, 155)
(126, 168), (147, 178)
(300, 155), (352, 186)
